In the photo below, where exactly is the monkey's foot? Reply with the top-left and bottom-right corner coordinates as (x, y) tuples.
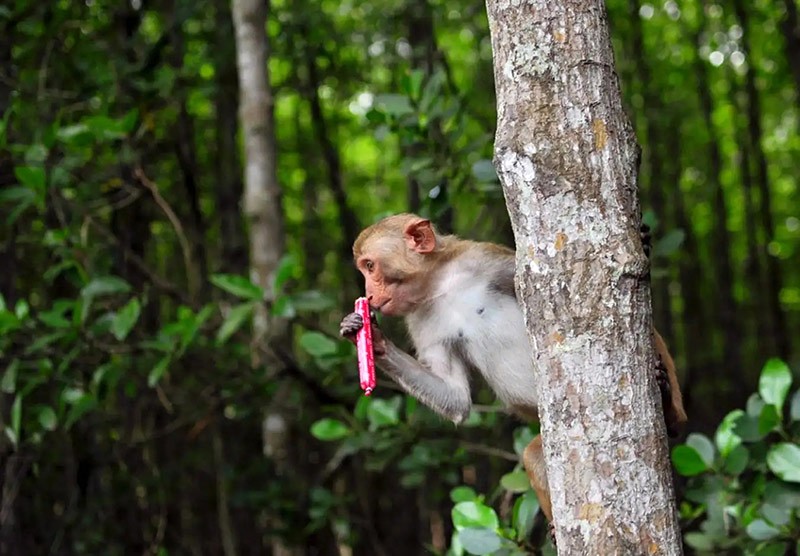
(640, 223), (652, 258)
(339, 312), (363, 340)
(548, 523), (557, 546)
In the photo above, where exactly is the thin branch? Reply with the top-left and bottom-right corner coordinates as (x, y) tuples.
(134, 166), (199, 298)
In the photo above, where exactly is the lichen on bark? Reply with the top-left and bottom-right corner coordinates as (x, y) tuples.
(486, 0), (684, 552)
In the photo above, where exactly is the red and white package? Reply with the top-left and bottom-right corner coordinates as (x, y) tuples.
(354, 297), (376, 396)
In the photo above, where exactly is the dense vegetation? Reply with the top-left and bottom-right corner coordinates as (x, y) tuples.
(1, 0), (798, 554)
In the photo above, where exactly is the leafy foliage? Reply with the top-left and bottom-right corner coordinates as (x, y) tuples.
(672, 359), (800, 554)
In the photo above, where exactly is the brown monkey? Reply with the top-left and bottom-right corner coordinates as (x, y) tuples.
(339, 213), (686, 524)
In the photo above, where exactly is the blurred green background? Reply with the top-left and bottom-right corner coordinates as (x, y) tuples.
(1, 0), (799, 554)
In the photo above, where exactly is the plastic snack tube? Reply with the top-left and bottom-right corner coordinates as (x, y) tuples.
(354, 297), (376, 395)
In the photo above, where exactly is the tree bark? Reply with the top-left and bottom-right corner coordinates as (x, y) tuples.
(231, 1), (293, 555)
(485, 1), (683, 552)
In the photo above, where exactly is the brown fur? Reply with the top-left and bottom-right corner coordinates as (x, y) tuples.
(345, 213), (687, 529)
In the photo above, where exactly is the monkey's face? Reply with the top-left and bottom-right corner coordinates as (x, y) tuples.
(354, 238), (429, 316)
(353, 215), (437, 317)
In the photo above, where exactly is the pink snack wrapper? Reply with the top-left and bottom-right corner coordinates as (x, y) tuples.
(354, 297), (376, 395)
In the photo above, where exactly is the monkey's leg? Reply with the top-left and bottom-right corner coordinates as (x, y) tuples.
(523, 436), (553, 523)
(653, 330), (687, 437)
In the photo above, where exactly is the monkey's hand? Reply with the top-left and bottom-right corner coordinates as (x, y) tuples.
(339, 312), (387, 357)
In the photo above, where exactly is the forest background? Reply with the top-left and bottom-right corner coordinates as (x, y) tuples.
(1, 0), (799, 554)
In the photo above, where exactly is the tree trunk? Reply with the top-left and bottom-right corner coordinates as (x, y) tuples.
(628, 0), (675, 348)
(230, 1), (294, 555)
(214, 0), (247, 275)
(727, 68), (769, 371)
(733, 0), (791, 360)
(690, 18), (742, 381)
(781, 0), (800, 111)
(485, 1), (683, 552)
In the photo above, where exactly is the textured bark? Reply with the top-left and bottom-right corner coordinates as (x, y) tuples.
(485, 1), (683, 553)
(231, 1), (293, 555)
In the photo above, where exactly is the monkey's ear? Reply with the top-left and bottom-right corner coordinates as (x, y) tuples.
(404, 219), (436, 254)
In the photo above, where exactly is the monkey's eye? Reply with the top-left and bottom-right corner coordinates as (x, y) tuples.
(365, 260), (375, 272)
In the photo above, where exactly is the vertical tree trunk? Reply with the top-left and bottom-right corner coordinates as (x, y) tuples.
(230, 1), (294, 555)
(214, 0), (247, 274)
(727, 69), (769, 370)
(780, 0), (800, 111)
(733, 0), (791, 360)
(485, 1), (683, 552)
(690, 19), (742, 380)
(628, 0), (675, 347)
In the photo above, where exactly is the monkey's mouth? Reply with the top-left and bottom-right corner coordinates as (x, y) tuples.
(373, 299), (392, 313)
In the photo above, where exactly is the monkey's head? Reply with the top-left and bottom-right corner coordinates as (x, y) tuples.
(352, 213), (444, 316)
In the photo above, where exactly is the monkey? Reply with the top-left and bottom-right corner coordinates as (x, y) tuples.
(339, 213), (687, 526)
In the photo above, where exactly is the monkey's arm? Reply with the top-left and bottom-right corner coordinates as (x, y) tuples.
(340, 313), (472, 424)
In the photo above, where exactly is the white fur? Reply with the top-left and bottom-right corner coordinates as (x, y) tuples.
(405, 252), (539, 412)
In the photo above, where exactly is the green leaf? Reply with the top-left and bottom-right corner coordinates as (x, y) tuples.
(11, 395), (21, 439)
(81, 276), (131, 298)
(745, 519), (780, 541)
(790, 390), (800, 422)
(210, 274), (264, 300)
(216, 302), (256, 345)
(766, 443), (800, 483)
(761, 501), (791, 527)
(747, 393), (765, 417)
(289, 290), (336, 312)
(733, 413), (764, 442)
(374, 94), (414, 117)
(299, 331), (338, 358)
(759, 358), (792, 410)
(758, 404), (781, 435)
(0, 186), (36, 204)
(721, 444), (749, 476)
(653, 229), (685, 257)
(686, 433), (715, 467)
(64, 393), (96, 428)
(715, 409), (744, 457)
(14, 165), (46, 189)
(683, 532), (716, 551)
(38, 406), (57, 431)
(111, 298), (141, 340)
(754, 543), (789, 556)
(274, 254), (299, 290)
(450, 486), (477, 503)
(513, 490), (539, 541)
(500, 470), (530, 493)
(457, 528), (503, 555)
(1, 359), (18, 394)
(310, 418), (350, 441)
(452, 501), (500, 531)
(366, 397), (401, 429)
(671, 445), (709, 476)
(513, 426), (537, 456)
(148, 356), (171, 387)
